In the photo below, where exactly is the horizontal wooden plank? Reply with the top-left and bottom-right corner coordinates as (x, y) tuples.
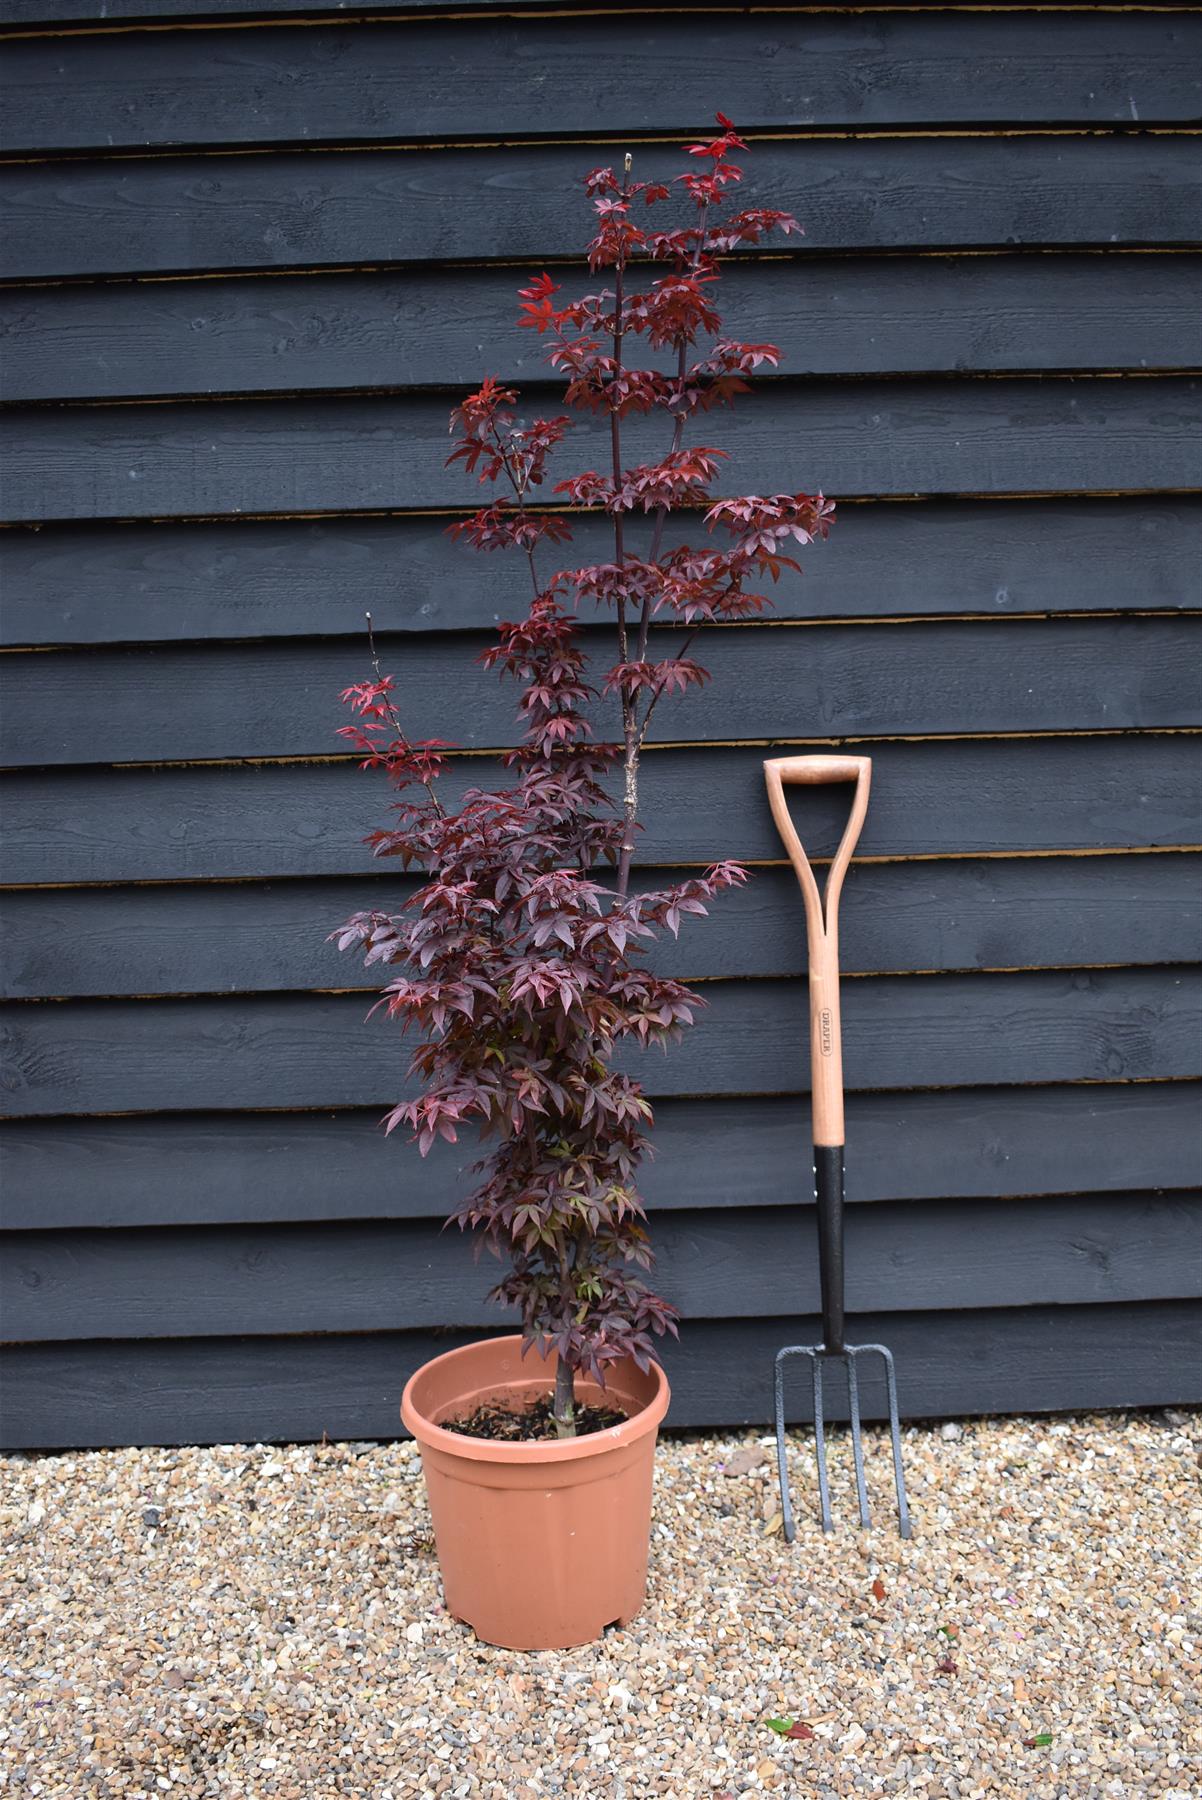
(13, 0), (929, 17)
(3, 136), (1198, 283)
(4, 735), (1197, 888)
(5, 1081), (1199, 1232)
(4, 376), (1199, 525)
(7, 615), (1198, 768)
(5, 14), (1200, 156)
(8, 254), (1201, 405)
(5, 855), (1200, 1002)
(3, 1301), (1198, 1446)
(2, 968), (1197, 1118)
(5, 496), (1199, 649)
(0, 0), (657, 15)
(0, 0), (1173, 19)
(5, 1190), (1199, 1344)
(6, 0), (766, 16)
(0, 0), (585, 18)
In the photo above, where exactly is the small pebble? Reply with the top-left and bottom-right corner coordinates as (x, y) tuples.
(0, 1412), (1196, 1799)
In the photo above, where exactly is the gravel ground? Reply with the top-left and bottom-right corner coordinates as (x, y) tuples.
(2, 1411), (1199, 1800)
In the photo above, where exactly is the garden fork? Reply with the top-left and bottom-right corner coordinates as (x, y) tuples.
(764, 754), (911, 1540)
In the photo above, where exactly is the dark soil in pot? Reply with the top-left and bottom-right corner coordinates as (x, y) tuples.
(440, 1393), (628, 1442)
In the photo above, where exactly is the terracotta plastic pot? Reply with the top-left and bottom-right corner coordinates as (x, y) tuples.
(400, 1334), (670, 1650)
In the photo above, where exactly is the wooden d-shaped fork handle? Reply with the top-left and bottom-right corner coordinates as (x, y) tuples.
(763, 755), (872, 1148)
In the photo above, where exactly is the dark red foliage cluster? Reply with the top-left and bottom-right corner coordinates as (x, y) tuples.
(335, 118), (831, 1429)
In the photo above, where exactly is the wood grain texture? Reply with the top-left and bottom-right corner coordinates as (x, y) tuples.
(4, 377), (1199, 524)
(8, 0), (950, 15)
(6, 855), (1198, 1001)
(4, 736), (1197, 888)
(5, 1082), (1199, 1231)
(5, 497), (1198, 648)
(5, 1192), (1199, 1343)
(7, 615), (1198, 768)
(7, 254), (1200, 404)
(6, 0), (913, 15)
(0, 0), (636, 14)
(3, 1302), (1198, 1447)
(5, 14), (1200, 154)
(3, 136), (1198, 282)
(0, 0), (1182, 22)
(2, 968), (1197, 1118)
(0, 0), (573, 16)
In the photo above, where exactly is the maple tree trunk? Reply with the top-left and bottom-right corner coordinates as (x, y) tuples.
(617, 755), (639, 900)
(553, 1356), (577, 1438)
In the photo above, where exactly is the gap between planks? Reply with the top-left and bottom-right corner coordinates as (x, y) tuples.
(3, 1072), (1197, 1130)
(9, 367), (1201, 413)
(57, 723), (1198, 773)
(3, 608), (1197, 655)
(3, 845), (1200, 894)
(2, 4), (1199, 46)
(3, 244), (1197, 293)
(4, 488), (1201, 532)
(4, 727), (1196, 778)
(6, 958), (1197, 1007)
(2, 124), (1200, 170)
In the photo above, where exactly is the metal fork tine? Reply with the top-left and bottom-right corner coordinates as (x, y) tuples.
(811, 1354), (833, 1533)
(773, 1349), (797, 1545)
(773, 1342), (911, 1540)
(869, 1342), (913, 1540)
(846, 1350), (871, 1530)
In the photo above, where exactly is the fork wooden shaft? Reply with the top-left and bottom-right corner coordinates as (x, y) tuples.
(762, 755), (871, 1148)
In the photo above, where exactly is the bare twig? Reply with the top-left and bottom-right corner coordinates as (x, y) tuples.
(365, 610), (445, 817)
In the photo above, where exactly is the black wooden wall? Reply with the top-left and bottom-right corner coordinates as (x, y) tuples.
(1, 2), (1200, 1448)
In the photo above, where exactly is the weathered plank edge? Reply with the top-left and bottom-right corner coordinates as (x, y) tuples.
(4, 614), (1199, 769)
(3, 496), (1199, 648)
(4, 853), (1201, 999)
(4, 735), (1199, 886)
(4, 1191), (1199, 1342)
(5, 255), (1202, 404)
(4, 1082), (1199, 1229)
(2, 1301), (1198, 1447)
(3, 13), (1201, 156)
(2, 967), (1198, 1118)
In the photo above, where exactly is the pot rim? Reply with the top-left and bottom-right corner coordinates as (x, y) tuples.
(401, 1333), (670, 1466)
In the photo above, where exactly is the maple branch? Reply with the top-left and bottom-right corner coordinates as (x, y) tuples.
(638, 197), (711, 665)
(611, 157), (631, 660)
(619, 192), (713, 894)
(613, 151), (640, 903)
(488, 420), (547, 607)
(634, 624), (703, 753)
(365, 610), (446, 817)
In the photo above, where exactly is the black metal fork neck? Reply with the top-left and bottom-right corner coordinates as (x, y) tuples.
(814, 1145), (846, 1353)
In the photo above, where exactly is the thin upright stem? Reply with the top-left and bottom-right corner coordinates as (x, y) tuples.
(488, 423), (545, 607)
(553, 1356), (576, 1437)
(610, 202), (629, 664)
(613, 154), (639, 902)
(365, 611), (445, 817)
(619, 200), (715, 890)
(638, 198), (711, 666)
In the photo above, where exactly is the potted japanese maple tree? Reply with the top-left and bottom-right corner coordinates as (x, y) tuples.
(334, 117), (830, 1649)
